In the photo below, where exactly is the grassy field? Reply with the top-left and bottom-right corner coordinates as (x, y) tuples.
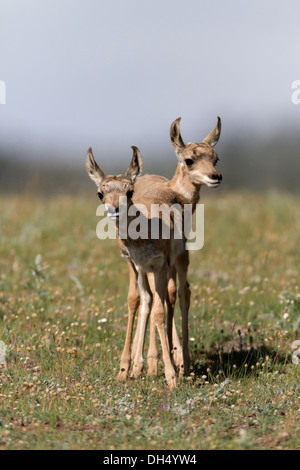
(0, 191), (299, 450)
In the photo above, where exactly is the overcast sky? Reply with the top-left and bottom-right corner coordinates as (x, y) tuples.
(0, 0), (299, 167)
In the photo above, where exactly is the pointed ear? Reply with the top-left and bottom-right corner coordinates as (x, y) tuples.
(170, 117), (186, 157)
(85, 147), (106, 186)
(202, 117), (221, 148)
(125, 146), (143, 182)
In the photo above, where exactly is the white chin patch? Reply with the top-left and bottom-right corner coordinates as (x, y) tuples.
(203, 177), (221, 188)
(107, 213), (119, 220)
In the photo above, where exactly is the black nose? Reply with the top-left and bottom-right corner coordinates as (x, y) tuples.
(210, 173), (222, 181)
(108, 207), (119, 215)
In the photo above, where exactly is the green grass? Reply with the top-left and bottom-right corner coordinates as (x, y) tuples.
(0, 191), (299, 450)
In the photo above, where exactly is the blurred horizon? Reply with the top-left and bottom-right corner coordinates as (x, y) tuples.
(0, 0), (300, 193)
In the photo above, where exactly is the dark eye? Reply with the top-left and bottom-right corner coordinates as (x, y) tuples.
(185, 158), (194, 166)
(126, 190), (134, 199)
(97, 192), (104, 200)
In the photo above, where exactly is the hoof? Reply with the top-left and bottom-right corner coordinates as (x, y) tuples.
(118, 368), (128, 382)
(179, 364), (186, 378)
(147, 358), (158, 376)
(167, 375), (177, 390)
(179, 362), (190, 378)
(130, 361), (143, 379)
(172, 346), (183, 368)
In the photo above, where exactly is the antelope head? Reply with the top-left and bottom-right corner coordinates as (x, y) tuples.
(170, 117), (222, 188)
(85, 146), (143, 220)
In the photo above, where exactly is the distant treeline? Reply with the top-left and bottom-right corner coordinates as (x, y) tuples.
(0, 137), (299, 194)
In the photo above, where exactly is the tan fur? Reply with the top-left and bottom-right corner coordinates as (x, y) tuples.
(129, 117), (222, 378)
(85, 117), (222, 388)
(86, 146), (192, 389)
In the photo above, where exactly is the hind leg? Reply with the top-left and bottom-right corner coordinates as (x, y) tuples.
(175, 252), (191, 377)
(166, 267), (183, 368)
(152, 266), (176, 390)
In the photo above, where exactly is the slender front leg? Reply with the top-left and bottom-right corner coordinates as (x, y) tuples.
(153, 266), (176, 390)
(147, 313), (158, 375)
(118, 261), (140, 381)
(131, 272), (152, 378)
(146, 273), (158, 376)
(175, 251), (191, 377)
(131, 271), (142, 361)
(166, 269), (176, 354)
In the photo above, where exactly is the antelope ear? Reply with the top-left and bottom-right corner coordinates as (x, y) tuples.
(85, 147), (106, 186)
(202, 117), (221, 148)
(125, 146), (143, 182)
(170, 117), (186, 158)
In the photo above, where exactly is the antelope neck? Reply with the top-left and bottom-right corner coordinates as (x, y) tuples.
(169, 163), (201, 206)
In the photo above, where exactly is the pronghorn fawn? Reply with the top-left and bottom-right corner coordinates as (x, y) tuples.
(128, 117), (222, 379)
(86, 145), (191, 389)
